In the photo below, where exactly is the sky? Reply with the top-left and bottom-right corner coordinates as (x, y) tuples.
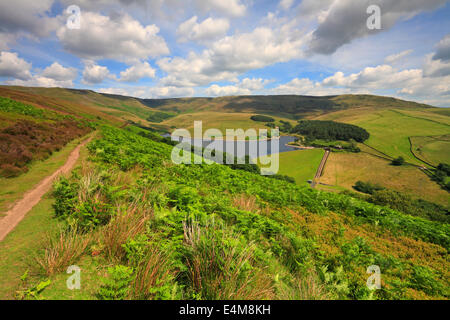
(0, 0), (449, 106)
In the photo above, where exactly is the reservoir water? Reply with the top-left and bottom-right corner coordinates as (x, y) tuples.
(168, 135), (302, 160)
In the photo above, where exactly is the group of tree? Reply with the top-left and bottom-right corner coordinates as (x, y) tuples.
(290, 120), (370, 142)
(351, 181), (449, 223)
(434, 163), (450, 191)
(250, 115), (275, 122)
(146, 111), (174, 123)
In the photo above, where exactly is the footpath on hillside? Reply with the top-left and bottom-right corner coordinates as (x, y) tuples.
(0, 136), (93, 241)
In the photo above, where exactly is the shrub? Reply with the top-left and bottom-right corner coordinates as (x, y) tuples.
(35, 226), (91, 276)
(97, 265), (134, 300)
(0, 164), (24, 178)
(53, 177), (78, 218)
(391, 156), (405, 166)
(353, 181), (384, 194)
(73, 199), (114, 230)
(409, 265), (445, 296)
(130, 246), (179, 300)
(168, 186), (200, 210)
(101, 204), (151, 262)
(182, 221), (273, 300)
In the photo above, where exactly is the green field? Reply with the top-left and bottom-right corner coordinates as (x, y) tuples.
(410, 135), (450, 166)
(315, 108), (450, 166)
(258, 149), (324, 185)
(320, 151), (449, 206)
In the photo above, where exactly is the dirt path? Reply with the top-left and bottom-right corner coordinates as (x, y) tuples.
(0, 136), (92, 241)
(311, 149), (330, 188)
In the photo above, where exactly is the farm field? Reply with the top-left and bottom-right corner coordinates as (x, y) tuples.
(314, 108), (450, 166)
(320, 151), (450, 206)
(410, 135), (450, 167)
(258, 149), (325, 185)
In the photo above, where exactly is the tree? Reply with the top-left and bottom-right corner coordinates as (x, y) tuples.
(391, 156), (405, 166)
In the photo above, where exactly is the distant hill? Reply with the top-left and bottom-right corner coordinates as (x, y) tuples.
(0, 85), (440, 128)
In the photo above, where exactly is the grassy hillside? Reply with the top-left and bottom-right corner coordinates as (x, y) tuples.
(0, 86), (448, 300)
(1, 125), (448, 300)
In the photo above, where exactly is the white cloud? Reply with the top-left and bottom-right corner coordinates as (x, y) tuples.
(240, 78), (272, 90)
(322, 64), (422, 89)
(159, 27), (305, 87)
(99, 85), (195, 99)
(41, 62), (77, 81)
(205, 84), (251, 96)
(204, 78), (270, 96)
(0, 51), (32, 80)
(273, 77), (352, 96)
(1, 57), (77, 88)
(82, 62), (114, 84)
(385, 49), (413, 64)
(119, 61), (156, 82)
(194, 0), (247, 17)
(4, 77), (75, 88)
(279, 0), (295, 10)
(57, 12), (169, 62)
(177, 16), (230, 43)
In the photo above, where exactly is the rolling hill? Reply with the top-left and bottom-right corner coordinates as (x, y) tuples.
(0, 85), (449, 300)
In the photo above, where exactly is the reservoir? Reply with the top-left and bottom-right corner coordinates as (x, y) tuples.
(167, 135), (303, 160)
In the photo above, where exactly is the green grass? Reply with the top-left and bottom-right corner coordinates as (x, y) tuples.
(354, 110), (449, 165)
(258, 149), (325, 185)
(410, 135), (450, 166)
(316, 108), (450, 166)
(0, 193), (61, 299)
(320, 151), (450, 206)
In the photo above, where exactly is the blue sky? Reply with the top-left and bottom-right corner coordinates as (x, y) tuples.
(0, 0), (449, 106)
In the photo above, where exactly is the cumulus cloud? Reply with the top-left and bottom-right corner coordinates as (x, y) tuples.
(100, 85), (195, 99)
(41, 62), (77, 81)
(205, 84), (251, 96)
(308, 0), (448, 55)
(119, 61), (156, 82)
(204, 78), (270, 96)
(177, 16), (230, 43)
(0, 0), (58, 40)
(159, 27), (305, 87)
(273, 77), (352, 96)
(56, 11), (169, 62)
(423, 53), (450, 78)
(433, 34), (450, 61)
(194, 0), (247, 17)
(322, 64), (422, 89)
(1, 55), (77, 88)
(0, 51), (32, 80)
(82, 62), (114, 84)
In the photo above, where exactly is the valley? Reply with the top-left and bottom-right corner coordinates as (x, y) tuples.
(0, 86), (448, 300)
